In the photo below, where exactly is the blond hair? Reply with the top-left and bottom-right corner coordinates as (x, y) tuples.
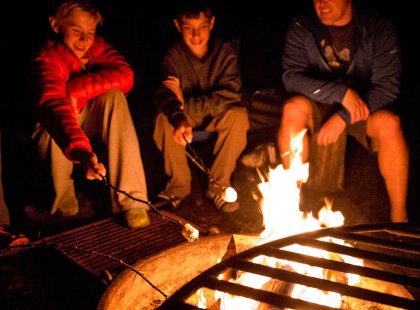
(53, 0), (102, 29)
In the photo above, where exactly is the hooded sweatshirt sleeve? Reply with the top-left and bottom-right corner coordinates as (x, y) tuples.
(154, 38), (242, 127)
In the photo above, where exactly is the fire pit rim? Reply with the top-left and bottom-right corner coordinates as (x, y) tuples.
(159, 222), (420, 310)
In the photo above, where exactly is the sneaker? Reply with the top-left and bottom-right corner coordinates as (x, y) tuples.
(56, 207), (79, 217)
(206, 184), (240, 213)
(24, 204), (94, 224)
(124, 208), (150, 229)
(156, 191), (182, 208)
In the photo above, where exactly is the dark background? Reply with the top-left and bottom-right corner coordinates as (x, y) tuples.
(3, 0), (419, 223)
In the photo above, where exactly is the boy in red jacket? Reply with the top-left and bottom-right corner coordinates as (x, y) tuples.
(32, 0), (150, 228)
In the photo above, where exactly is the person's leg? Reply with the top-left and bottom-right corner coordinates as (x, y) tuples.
(0, 130), (10, 225)
(206, 107), (249, 187)
(0, 130), (30, 247)
(202, 107), (248, 212)
(366, 110), (409, 222)
(278, 96), (346, 216)
(277, 95), (314, 169)
(32, 123), (78, 216)
(153, 112), (191, 198)
(81, 90), (149, 213)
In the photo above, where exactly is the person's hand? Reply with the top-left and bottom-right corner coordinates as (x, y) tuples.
(71, 148), (106, 180)
(341, 88), (370, 124)
(163, 76), (185, 109)
(317, 114), (346, 145)
(173, 121), (193, 146)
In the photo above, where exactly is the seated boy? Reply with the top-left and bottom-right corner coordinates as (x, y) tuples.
(32, 0), (150, 228)
(153, 0), (249, 212)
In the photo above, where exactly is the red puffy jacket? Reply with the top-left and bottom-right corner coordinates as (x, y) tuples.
(34, 36), (134, 161)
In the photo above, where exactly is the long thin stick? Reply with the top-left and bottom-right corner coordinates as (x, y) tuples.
(100, 175), (181, 226)
(184, 136), (223, 189)
(100, 175), (203, 241)
(11, 242), (168, 298)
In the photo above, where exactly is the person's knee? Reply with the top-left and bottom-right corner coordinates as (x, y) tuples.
(98, 89), (128, 109)
(154, 112), (172, 129)
(281, 95), (311, 122)
(102, 89), (125, 99)
(369, 111), (404, 139)
(153, 112), (173, 146)
(383, 113), (402, 133)
(223, 107), (249, 129)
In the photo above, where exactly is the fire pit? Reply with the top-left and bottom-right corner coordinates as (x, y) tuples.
(97, 233), (262, 309)
(100, 132), (419, 309)
(98, 223), (419, 309)
(161, 222), (420, 309)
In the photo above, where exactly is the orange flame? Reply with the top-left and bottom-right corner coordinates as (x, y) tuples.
(196, 130), (363, 309)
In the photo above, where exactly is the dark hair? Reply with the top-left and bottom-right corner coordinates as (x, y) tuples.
(175, 0), (213, 23)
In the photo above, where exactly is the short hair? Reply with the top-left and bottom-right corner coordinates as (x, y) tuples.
(53, 0), (103, 29)
(175, 0), (213, 23)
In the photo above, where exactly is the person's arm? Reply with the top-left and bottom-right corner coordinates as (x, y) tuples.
(35, 45), (92, 161)
(282, 19), (350, 124)
(183, 41), (242, 117)
(154, 46), (187, 127)
(282, 20), (348, 104)
(66, 37), (134, 112)
(155, 40), (242, 126)
(160, 75), (192, 144)
(70, 148), (106, 180)
(364, 17), (401, 112)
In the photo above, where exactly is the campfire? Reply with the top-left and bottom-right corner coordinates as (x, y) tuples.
(99, 131), (419, 309)
(175, 130), (376, 309)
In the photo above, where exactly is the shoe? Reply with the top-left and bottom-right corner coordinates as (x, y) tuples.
(156, 191), (182, 208)
(124, 208), (150, 229)
(56, 207), (79, 217)
(0, 225), (30, 248)
(206, 184), (240, 213)
(24, 204), (94, 224)
(240, 144), (268, 168)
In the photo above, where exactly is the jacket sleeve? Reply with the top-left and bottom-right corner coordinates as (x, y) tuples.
(154, 41), (242, 127)
(183, 42), (242, 117)
(282, 16), (402, 124)
(364, 17), (401, 113)
(153, 50), (186, 126)
(34, 47), (92, 161)
(67, 38), (134, 111)
(282, 20), (348, 119)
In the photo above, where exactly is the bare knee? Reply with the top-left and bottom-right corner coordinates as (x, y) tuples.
(281, 95), (312, 124)
(368, 110), (404, 140)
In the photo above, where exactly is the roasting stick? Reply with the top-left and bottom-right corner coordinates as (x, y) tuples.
(183, 135), (238, 203)
(100, 174), (200, 242)
(10, 242), (169, 298)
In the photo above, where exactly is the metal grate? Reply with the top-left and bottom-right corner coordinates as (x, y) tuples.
(160, 222), (420, 309)
(31, 211), (189, 277)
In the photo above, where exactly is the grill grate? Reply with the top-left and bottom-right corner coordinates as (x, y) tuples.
(160, 222), (420, 309)
(31, 211), (189, 277)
